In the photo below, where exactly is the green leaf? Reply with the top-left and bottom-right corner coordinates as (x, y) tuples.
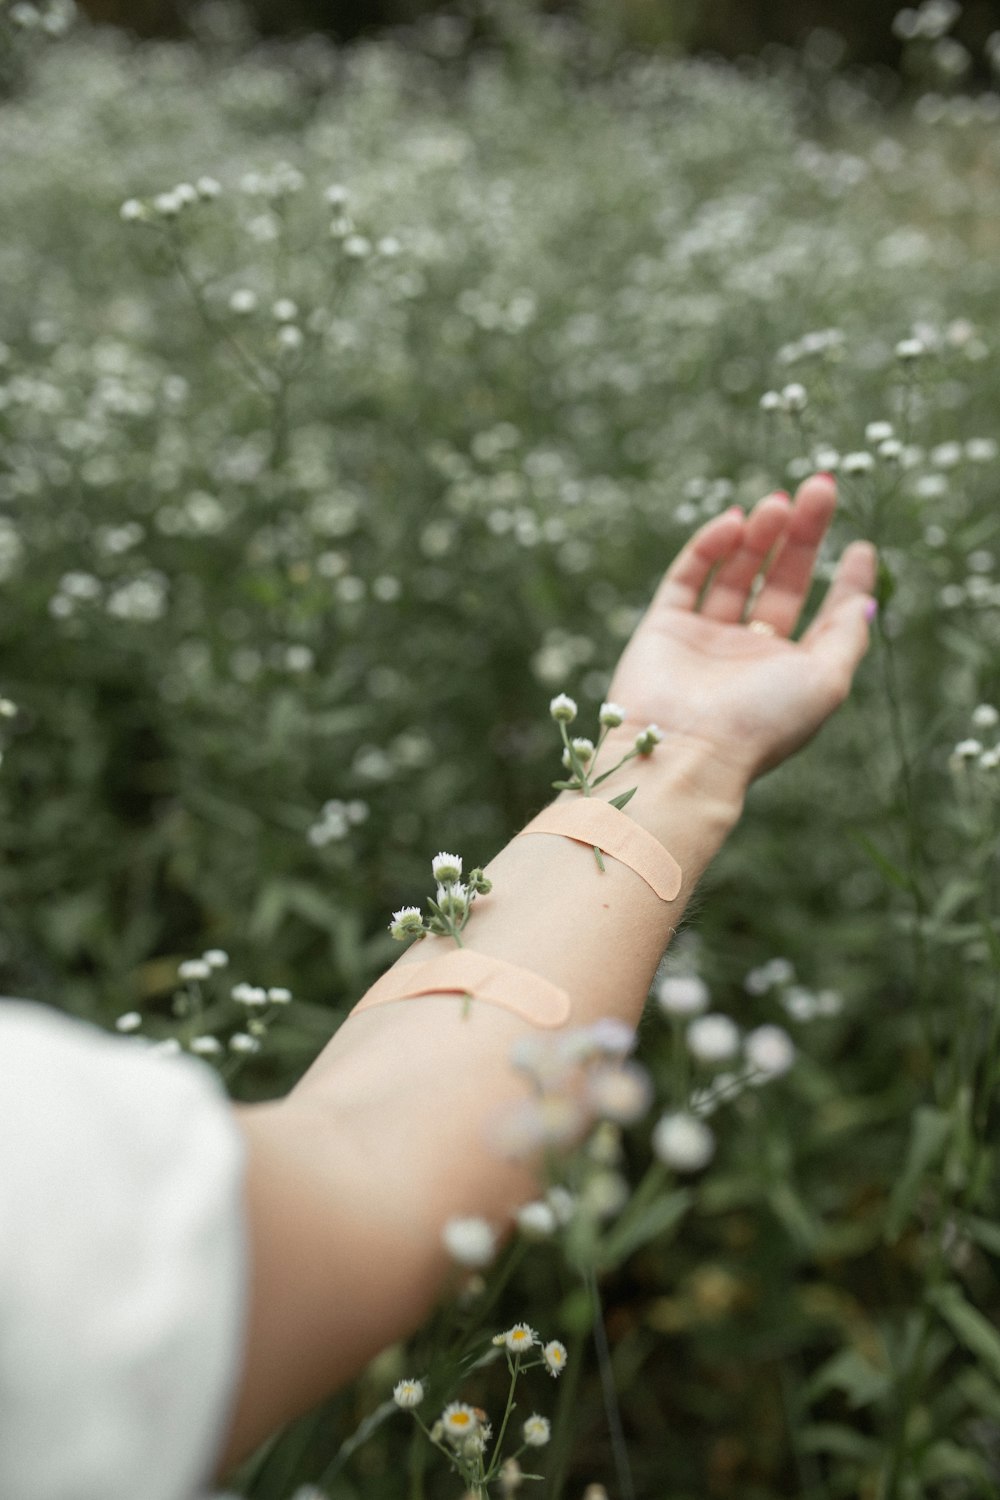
(964, 1214), (1000, 1258)
(596, 1188), (692, 1269)
(768, 1181), (822, 1252)
(922, 1439), (993, 1484)
(884, 1106), (952, 1243)
(802, 1347), (891, 1410)
(798, 1423), (879, 1460)
(849, 830), (910, 892)
(928, 1282), (1000, 1384)
(608, 786), (637, 811)
(550, 779), (582, 791)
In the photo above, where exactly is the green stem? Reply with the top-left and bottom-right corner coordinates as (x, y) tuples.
(485, 1355), (521, 1479)
(585, 1267), (636, 1500)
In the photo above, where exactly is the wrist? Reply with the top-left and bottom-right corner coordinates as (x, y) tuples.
(566, 728), (747, 847)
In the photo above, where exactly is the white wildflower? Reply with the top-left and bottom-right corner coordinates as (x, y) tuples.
(745, 1024), (796, 1079)
(442, 1216), (497, 1267)
(178, 958), (211, 982)
(759, 390), (783, 412)
(841, 451), (874, 475)
(229, 288), (258, 315)
(440, 1402), (480, 1440)
(431, 852), (463, 884)
(652, 1112), (716, 1172)
(896, 338), (925, 360)
(119, 198), (145, 222)
(634, 723), (664, 755)
(203, 948), (229, 968)
(522, 1415), (551, 1447)
(516, 1200), (558, 1239)
(687, 1013), (741, 1063)
(781, 382), (808, 412)
(599, 701), (626, 728)
(393, 1378), (424, 1409)
(503, 1322), (537, 1355)
(865, 421), (894, 443)
(655, 973), (709, 1017)
(549, 692), (577, 723)
(972, 704), (999, 729)
(189, 1035), (223, 1056)
(543, 1339), (568, 1377)
(115, 1012), (142, 1033)
(229, 1032), (260, 1055)
(389, 906), (425, 941)
(267, 987), (292, 1005)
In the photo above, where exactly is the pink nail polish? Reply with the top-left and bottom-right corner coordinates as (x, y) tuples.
(773, 490), (790, 501)
(726, 505), (744, 517)
(817, 471), (837, 483)
(864, 598), (878, 622)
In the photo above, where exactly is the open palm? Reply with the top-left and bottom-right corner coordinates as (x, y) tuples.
(608, 475), (877, 784)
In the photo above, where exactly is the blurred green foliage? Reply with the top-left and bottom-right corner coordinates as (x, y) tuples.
(2, 4), (1000, 1496)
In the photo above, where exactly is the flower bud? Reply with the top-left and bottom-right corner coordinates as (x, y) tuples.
(549, 692), (577, 723)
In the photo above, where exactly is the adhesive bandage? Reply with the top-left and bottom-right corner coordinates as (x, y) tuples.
(518, 800), (682, 901)
(351, 949), (572, 1028)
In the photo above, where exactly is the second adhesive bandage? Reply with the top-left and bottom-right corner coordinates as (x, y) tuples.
(518, 799), (682, 901)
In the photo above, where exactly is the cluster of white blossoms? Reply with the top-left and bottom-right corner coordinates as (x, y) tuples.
(5, 0), (75, 35)
(950, 704), (1000, 773)
(307, 796), (369, 848)
(120, 177), (221, 223)
(113, 950), (294, 1063)
(389, 850), (492, 945)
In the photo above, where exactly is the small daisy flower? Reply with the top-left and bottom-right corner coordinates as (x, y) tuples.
(634, 724), (663, 755)
(442, 1216), (497, 1267)
(655, 974), (709, 1017)
(599, 701), (626, 728)
(203, 949), (229, 968)
(745, 1024), (796, 1079)
(543, 1339), (568, 1377)
(440, 1402), (480, 1440)
(503, 1322), (537, 1355)
(549, 692), (578, 723)
(759, 389), (782, 412)
(393, 1378), (424, 1409)
(652, 1112), (716, 1172)
(896, 338), (925, 361)
(115, 1012), (142, 1033)
(189, 1035), (223, 1056)
(687, 1013), (742, 1064)
(389, 906), (426, 941)
(562, 736), (595, 770)
(781, 382), (808, 412)
(516, 1201), (558, 1239)
(229, 1032), (260, 1055)
(178, 958), (211, 982)
(431, 851), (463, 885)
(267, 987), (292, 1005)
(522, 1414), (551, 1447)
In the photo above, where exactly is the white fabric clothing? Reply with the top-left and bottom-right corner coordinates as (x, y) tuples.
(0, 999), (247, 1500)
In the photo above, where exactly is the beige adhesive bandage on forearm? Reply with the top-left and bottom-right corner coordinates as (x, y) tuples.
(350, 949), (572, 1029)
(518, 800), (683, 902)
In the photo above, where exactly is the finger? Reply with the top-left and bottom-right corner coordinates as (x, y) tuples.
(748, 474), (838, 636)
(653, 506), (745, 612)
(805, 591), (876, 699)
(698, 492), (792, 623)
(802, 539), (878, 639)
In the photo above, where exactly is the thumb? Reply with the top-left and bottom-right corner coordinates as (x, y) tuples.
(806, 592), (877, 696)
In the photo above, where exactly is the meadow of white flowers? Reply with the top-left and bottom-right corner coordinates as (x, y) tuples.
(3, 1), (1000, 1495)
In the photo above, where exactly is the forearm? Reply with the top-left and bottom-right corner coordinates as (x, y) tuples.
(220, 733), (744, 1467)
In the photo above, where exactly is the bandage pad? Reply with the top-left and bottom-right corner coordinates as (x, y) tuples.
(351, 950), (572, 1028)
(519, 800), (683, 901)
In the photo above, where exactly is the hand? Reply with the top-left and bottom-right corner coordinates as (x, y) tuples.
(606, 474), (877, 786)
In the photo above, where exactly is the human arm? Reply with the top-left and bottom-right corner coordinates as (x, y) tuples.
(219, 474), (877, 1469)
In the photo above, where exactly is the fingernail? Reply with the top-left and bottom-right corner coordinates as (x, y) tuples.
(817, 471), (837, 482)
(726, 505), (744, 517)
(773, 490), (790, 501)
(864, 597), (878, 622)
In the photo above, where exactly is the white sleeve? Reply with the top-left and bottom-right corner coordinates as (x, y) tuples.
(0, 999), (248, 1500)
